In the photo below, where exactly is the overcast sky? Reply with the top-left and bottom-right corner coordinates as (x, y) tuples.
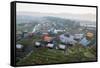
(16, 3), (96, 14)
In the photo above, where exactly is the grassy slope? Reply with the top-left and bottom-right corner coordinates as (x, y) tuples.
(16, 44), (96, 66)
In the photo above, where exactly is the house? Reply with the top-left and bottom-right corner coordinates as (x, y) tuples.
(58, 44), (66, 50)
(86, 32), (94, 39)
(28, 32), (34, 38)
(16, 31), (23, 41)
(79, 37), (91, 46)
(35, 41), (41, 47)
(53, 29), (65, 34)
(46, 43), (54, 48)
(22, 31), (29, 38)
(59, 34), (77, 45)
(79, 32), (95, 46)
(74, 34), (84, 41)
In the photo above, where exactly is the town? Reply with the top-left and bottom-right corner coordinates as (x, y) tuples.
(16, 16), (96, 65)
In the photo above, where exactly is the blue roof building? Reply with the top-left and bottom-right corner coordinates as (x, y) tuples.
(79, 37), (91, 46)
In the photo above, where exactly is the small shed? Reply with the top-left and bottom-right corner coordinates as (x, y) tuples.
(58, 44), (66, 50)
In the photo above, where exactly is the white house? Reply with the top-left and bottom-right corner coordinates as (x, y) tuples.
(16, 44), (23, 49)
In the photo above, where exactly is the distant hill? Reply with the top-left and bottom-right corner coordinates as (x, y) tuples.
(17, 12), (96, 22)
(16, 12), (96, 32)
